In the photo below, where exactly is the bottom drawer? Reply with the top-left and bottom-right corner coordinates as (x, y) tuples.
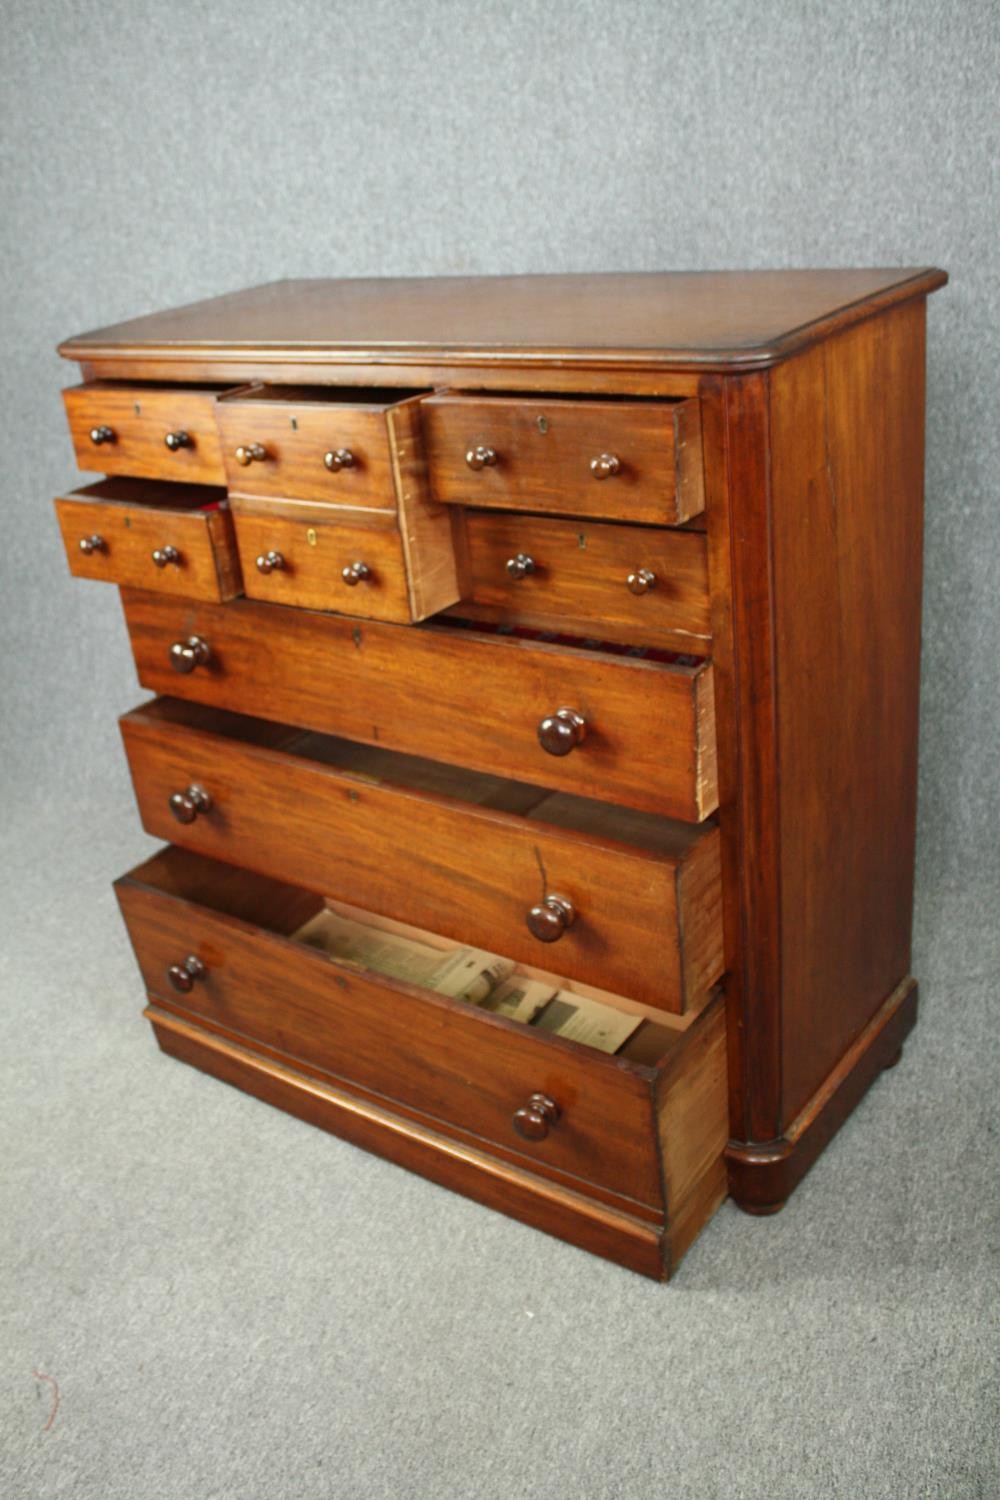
(115, 846), (728, 1271)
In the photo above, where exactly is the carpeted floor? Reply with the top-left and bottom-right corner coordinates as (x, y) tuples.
(1, 788), (996, 1500)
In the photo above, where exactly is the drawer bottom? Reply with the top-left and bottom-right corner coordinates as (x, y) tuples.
(149, 1007), (675, 1278)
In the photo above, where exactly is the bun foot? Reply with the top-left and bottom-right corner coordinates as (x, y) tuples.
(882, 1045), (904, 1070)
(732, 1195), (788, 1217)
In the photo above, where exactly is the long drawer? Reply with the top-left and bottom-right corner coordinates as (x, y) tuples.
(119, 698), (723, 1012)
(119, 590), (719, 821)
(115, 845), (729, 1220)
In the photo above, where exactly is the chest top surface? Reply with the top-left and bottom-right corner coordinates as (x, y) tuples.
(59, 268), (946, 373)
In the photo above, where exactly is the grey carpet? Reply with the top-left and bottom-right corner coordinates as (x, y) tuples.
(1, 788), (997, 1499)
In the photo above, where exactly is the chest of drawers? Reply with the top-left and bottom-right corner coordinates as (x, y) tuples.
(56, 269), (946, 1278)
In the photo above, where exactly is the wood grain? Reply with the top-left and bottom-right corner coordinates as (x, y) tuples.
(119, 697), (723, 1011)
(216, 386), (404, 507)
(423, 394), (704, 524)
(387, 395), (465, 620)
(446, 510), (711, 652)
(63, 382), (228, 485)
(119, 590), (719, 821)
(115, 847), (665, 1207)
(656, 999), (729, 1272)
(54, 479), (240, 602)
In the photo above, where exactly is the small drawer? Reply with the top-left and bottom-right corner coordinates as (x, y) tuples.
(54, 480), (240, 602)
(452, 511), (712, 653)
(215, 385), (424, 507)
(63, 382), (227, 485)
(115, 845), (728, 1215)
(230, 495), (458, 623)
(422, 394), (705, 525)
(119, 698), (723, 1012)
(120, 591), (719, 822)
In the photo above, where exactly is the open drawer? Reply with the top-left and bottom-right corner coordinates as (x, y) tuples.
(63, 382), (229, 485)
(54, 480), (241, 602)
(116, 845), (729, 1275)
(119, 697), (723, 1013)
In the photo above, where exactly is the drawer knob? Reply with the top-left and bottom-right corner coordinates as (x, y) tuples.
(506, 552), (536, 580)
(341, 560), (371, 586)
(78, 534), (105, 555)
(465, 444), (498, 471)
(537, 708), (586, 756)
(627, 567), (656, 595)
(527, 894), (576, 943)
(167, 954), (207, 993)
(169, 634), (211, 674)
(168, 784), (212, 824)
(164, 430), (192, 451)
(234, 443), (267, 466)
(513, 1093), (561, 1142)
(256, 550), (285, 574)
(89, 425), (115, 445)
(152, 545), (181, 568)
(590, 452), (620, 480)
(324, 448), (355, 472)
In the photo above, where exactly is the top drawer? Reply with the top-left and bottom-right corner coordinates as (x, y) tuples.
(215, 385), (424, 507)
(422, 395), (705, 525)
(63, 383), (227, 486)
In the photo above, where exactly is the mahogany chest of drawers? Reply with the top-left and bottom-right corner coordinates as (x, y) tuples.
(56, 269), (947, 1278)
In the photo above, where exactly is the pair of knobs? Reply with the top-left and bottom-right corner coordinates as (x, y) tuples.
(465, 446), (621, 481)
(505, 553), (656, 596)
(79, 536), (183, 568)
(88, 426), (190, 449)
(255, 552), (370, 586)
(162, 937), (562, 1143)
(233, 445), (355, 471)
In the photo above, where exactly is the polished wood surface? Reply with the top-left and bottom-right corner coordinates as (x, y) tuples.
(63, 382), (227, 485)
(54, 479), (240, 602)
(59, 269), (947, 376)
(450, 510), (711, 652)
(230, 497), (414, 621)
(119, 697), (723, 1011)
(120, 590), (719, 821)
(423, 394), (704, 524)
(115, 847), (667, 1207)
(216, 386), (408, 507)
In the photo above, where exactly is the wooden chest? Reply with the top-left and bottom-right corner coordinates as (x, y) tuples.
(56, 269), (946, 1277)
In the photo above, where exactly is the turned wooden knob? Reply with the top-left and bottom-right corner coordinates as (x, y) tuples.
(89, 425), (115, 445)
(590, 452), (620, 480)
(506, 553), (536, 580)
(465, 444), (498, 470)
(537, 708), (586, 756)
(169, 635), (210, 673)
(341, 561), (371, 586)
(256, 550), (285, 574)
(78, 534), (105, 555)
(234, 443), (267, 466)
(526, 894), (576, 943)
(513, 1093), (561, 1142)
(167, 954), (207, 992)
(168, 784), (212, 824)
(152, 545), (181, 568)
(627, 568), (656, 595)
(164, 430), (192, 450)
(324, 448), (355, 472)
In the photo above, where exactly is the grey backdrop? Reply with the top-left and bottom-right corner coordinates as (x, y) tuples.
(2, 3), (997, 1498)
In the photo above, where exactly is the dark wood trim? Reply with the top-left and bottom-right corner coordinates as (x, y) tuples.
(725, 977), (918, 1213)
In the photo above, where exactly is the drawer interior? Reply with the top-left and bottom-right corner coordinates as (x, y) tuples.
(126, 845), (695, 1069)
(60, 477), (228, 514)
(217, 383), (428, 410)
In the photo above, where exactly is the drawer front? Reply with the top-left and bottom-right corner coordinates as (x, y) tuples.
(423, 395), (705, 525)
(54, 482), (240, 602)
(216, 396), (400, 507)
(120, 591), (719, 821)
(453, 511), (712, 653)
(231, 497), (413, 621)
(120, 700), (723, 1012)
(63, 383), (226, 485)
(115, 848), (663, 1207)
